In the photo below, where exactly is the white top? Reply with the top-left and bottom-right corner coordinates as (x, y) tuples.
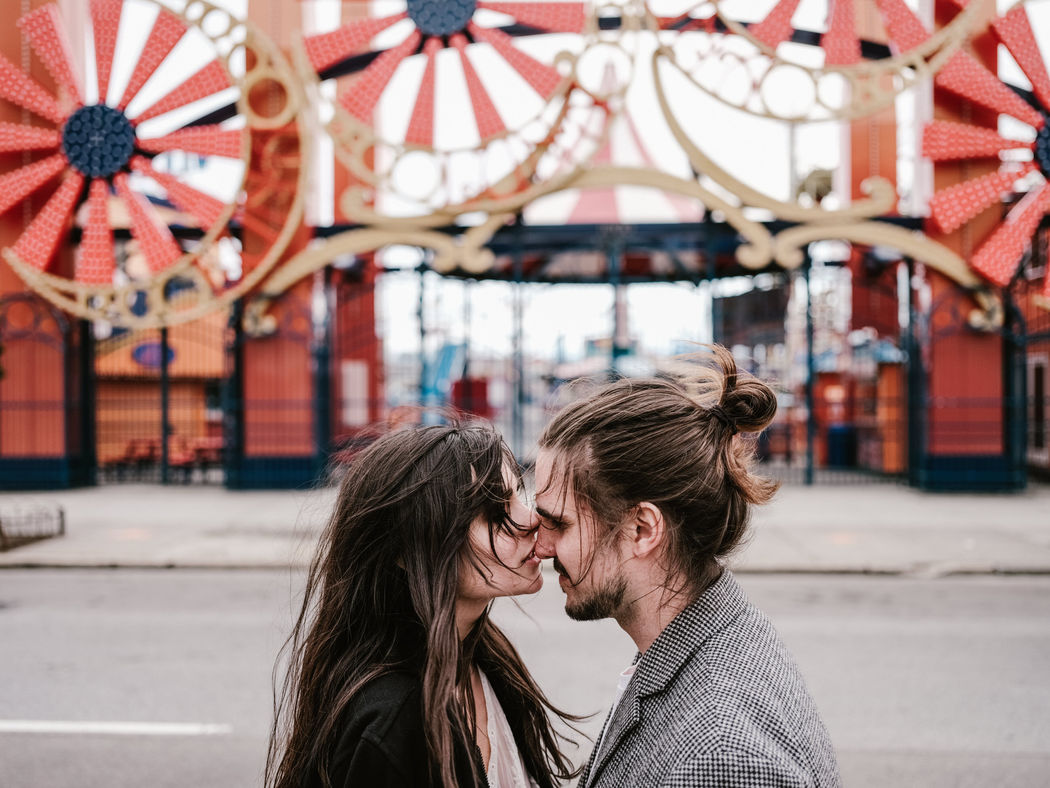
(479, 669), (539, 788)
(595, 664), (637, 757)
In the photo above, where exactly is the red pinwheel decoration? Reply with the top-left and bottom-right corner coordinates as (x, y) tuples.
(922, 0), (1050, 299)
(303, 1), (585, 151)
(729, 0), (930, 65)
(0, 0), (244, 287)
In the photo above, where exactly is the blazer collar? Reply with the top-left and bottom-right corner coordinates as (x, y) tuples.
(582, 569), (747, 787)
(632, 568), (747, 697)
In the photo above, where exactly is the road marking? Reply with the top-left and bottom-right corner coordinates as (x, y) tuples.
(0, 721), (232, 736)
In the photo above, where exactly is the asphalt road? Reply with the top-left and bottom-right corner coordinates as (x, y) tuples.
(1, 570), (1048, 787)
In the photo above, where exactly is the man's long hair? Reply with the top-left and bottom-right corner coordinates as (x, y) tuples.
(539, 345), (779, 597)
(266, 423), (580, 788)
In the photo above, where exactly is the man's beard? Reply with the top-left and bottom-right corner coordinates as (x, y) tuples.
(555, 558), (628, 621)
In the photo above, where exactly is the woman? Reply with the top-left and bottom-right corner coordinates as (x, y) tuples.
(266, 423), (580, 788)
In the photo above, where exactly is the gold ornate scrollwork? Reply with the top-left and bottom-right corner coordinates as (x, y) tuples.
(648, 0), (989, 122)
(297, 1), (629, 222)
(3, 0), (308, 330)
(243, 0), (1003, 334)
(646, 42), (1003, 327)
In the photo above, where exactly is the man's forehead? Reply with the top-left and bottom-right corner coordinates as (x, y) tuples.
(534, 450), (575, 518)
(537, 453), (596, 527)
(533, 475), (565, 513)
(534, 447), (555, 477)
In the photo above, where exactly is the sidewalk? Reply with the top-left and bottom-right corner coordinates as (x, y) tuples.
(0, 482), (1048, 574)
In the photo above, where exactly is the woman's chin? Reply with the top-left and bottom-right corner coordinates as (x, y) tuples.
(522, 570), (544, 594)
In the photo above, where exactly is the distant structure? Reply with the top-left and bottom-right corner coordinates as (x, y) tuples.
(0, 0), (1046, 490)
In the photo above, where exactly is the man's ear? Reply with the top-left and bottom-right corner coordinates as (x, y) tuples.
(624, 502), (665, 559)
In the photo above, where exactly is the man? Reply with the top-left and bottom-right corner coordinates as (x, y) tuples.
(533, 348), (840, 787)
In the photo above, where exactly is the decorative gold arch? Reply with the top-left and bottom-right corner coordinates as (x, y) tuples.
(652, 0), (989, 122)
(0, 0), (308, 329)
(247, 0), (1004, 333)
(2, 0), (1026, 332)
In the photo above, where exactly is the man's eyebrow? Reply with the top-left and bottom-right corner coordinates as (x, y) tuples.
(535, 506), (568, 525)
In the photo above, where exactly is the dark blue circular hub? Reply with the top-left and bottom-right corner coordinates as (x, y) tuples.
(407, 0), (476, 37)
(1036, 114), (1050, 179)
(61, 104), (135, 178)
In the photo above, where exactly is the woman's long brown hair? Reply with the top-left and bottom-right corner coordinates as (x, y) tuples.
(266, 423), (581, 788)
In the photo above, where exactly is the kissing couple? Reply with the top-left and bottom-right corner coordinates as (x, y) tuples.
(267, 346), (840, 788)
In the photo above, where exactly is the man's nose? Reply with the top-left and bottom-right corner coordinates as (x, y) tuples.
(534, 525), (556, 559)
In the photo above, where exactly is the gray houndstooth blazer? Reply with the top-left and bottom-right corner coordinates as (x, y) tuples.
(578, 570), (840, 788)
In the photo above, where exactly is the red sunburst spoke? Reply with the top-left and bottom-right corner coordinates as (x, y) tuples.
(0, 122), (60, 153)
(0, 154), (67, 216)
(118, 9), (188, 111)
(451, 34), (506, 141)
(113, 172), (182, 274)
(13, 172), (84, 271)
(305, 12), (408, 73)
(0, 52), (65, 124)
(994, 6), (1050, 114)
(469, 23), (562, 100)
(875, 0), (929, 52)
(90, 0), (123, 103)
(922, 120), (1024, 161)
(823, 0), (860, 65)
(341, 31), (421, 123)
(748, 0), (801, 51)
(18, 4), (83, 104)
(405, 38), (441, 148)
(77, 178), (115, 284)
(130, 156), (227, 230)
(138, 126), (243, 159)
(132, 60), (230, 125)
(478, 2), (585, 33)
(929, 164), (1037, 233)
(971, 182), (1050, 286)
(936, 52), (1045, 129)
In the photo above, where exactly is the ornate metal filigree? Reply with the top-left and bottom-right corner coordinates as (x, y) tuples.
(648, 0), (989, 122)
(1, 0), (307, 329)
(236, 0), (1008, 332)
(297, 0), (638, 221)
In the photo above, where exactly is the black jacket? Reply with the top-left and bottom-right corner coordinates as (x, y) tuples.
(311, 671), (489, 788)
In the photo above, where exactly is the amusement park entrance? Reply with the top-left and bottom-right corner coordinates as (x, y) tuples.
(2, 218), (1045, 491)
(1, 0), (1048, 493)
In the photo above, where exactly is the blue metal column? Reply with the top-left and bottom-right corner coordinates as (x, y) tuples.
(160, 326), (170, 484)
(512, 217), (525, 458)
(803, 254), (815, 486)
(312, 270), (333, 478)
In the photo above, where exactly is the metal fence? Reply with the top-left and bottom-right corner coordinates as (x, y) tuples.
(2, 256), (1049, 490)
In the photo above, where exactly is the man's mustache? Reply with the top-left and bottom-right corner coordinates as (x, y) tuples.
(552, 558), (570, 579)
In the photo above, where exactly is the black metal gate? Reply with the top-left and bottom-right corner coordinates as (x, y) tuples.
(0, 293), (93, 489)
